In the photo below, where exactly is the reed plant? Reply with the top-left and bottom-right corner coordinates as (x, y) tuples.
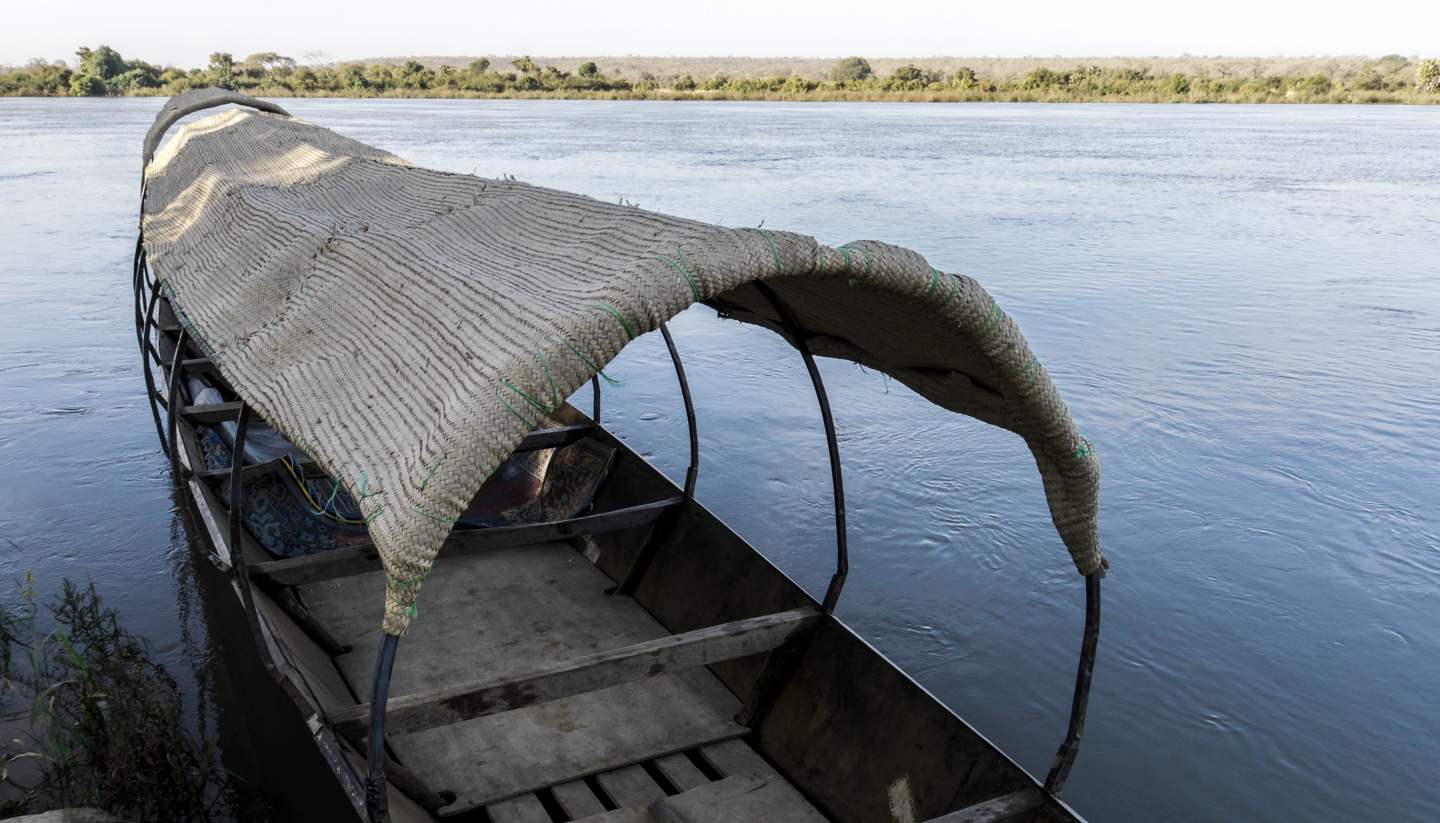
(0, 575), (252, 821)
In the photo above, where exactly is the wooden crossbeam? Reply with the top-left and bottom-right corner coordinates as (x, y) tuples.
(248, 497), (682, 588)
(179, 400), (242, 423)
(330, 608), (820, 741)
(513, 422), (594, 452)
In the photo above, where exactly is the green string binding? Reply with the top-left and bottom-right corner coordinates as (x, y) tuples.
(748, 228), (783, 275)
(589, 301), (636, 340)
(657, 252), (701, 301)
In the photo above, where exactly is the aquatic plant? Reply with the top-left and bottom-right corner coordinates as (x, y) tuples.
(0, 575), (253, 821)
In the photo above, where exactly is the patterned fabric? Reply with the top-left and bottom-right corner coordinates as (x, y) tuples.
(222, 461), (369, 559)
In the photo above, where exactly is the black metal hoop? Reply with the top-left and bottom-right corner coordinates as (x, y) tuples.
(1044, 571), (1102, 795)
(751, 282), (848, 613)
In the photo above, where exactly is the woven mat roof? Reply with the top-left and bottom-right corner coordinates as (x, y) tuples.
(141, 91), (1104, 635)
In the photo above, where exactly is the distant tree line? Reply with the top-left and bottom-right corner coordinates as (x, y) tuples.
(3, 46), (1439, 103)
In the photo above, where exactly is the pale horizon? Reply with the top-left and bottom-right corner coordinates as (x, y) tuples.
(3, 0), (1436, 67)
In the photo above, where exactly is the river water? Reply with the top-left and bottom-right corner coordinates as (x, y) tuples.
(1, 98), (1437, 822)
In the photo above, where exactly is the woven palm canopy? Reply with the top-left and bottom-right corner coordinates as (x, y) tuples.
(141, 90), (1105, 635)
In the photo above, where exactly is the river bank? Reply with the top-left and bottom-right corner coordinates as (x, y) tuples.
(5, 48), (1439, 103)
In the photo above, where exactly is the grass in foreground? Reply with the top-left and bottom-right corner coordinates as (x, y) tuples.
(0, 575), (259, 821)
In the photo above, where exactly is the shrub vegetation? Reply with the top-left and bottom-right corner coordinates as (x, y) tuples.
(0, 576), (256, 820)
(3, 46), (1439, 103)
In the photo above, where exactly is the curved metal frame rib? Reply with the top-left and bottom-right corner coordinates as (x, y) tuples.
(614, 321), (699, 595)
(1044, 571), (1102, 795)
(365, 633), (399, 823)
(142, 88), (291, 168)
(165, 329), (188, 476)
(138, 277), (169, 449)
(752, 282), (849, 613)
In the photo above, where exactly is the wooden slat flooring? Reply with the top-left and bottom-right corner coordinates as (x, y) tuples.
(300, 542), (746, 817)
(923, 789), (1044, 823)
(696, 739), (829, 823)
(596, 763), (668, 808)
(551, 780), (607, 819)
(564, 749), (831, 823)
(486, 794), (552, 823)
(653, 753), (708, 792)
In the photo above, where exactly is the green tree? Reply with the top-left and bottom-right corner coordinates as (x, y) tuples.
(399, 59), (431, 89)
(578, 61), (599, 78)
(829, 56), (872, 83)
(467, 58), (491, 75)
(244, 52), (295, 72)
(512, 56), (539, 76)
(1417, 59), (1440, 93)
(673, 74), (697, 91)
(340, 64), (369, 90)
(1292, 73), (1332, 96)
(1021, 67), (1061, 89)
(75, 45), (125, 80)
(207, 52), (235, 88)
(68, 72), (106, 96)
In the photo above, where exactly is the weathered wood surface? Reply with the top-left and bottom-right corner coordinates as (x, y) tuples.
(179, 400), (242, 422)
(514, 422), (594, 452)
(426, 675), (744, 815)
(596, 764), (668, 808)
(647, 774), (792, 823)
(754, 620), (1037, 821)
(302, 542), (746, 817)
(923, 789), (1044, 823)
(187, 477), (233, 567)
(253, 497), (681, 587)
(485, 794), (551, 823)
(653, 753), (708, 792)
(552, 781), (607, 819)
(570, 772), (828, 823)
(181, 356), (218, 374)
(695, 740), (828, 823)
(250, 586), (355, 715)
(330, 608), (817, 739)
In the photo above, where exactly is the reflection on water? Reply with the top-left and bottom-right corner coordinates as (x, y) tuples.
(0, 97), (1437, 822)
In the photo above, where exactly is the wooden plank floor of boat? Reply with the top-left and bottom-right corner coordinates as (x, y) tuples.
(298, 540), (827, 820)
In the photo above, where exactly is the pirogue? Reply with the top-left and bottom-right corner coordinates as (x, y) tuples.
(134, 88), (1107, 823)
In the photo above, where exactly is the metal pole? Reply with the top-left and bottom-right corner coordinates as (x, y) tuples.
(132, 235), (146, 341)
(229, 404), (264, 626)
(1044, 571), (1102, 795)
(365, 633), (400, 823)
(591, 375), (601, 424)
(165, 329), (188, 477)
(615, 322), (698, 595)
(751, 282), (848, 613)
(139, 280), (168, 449)
(661, 324), (699, 499)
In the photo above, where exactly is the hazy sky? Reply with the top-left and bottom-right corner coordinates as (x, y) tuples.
(3, 0), (1436, 66)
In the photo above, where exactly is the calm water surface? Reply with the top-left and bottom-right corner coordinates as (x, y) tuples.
(1, 98), (1437, 822)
